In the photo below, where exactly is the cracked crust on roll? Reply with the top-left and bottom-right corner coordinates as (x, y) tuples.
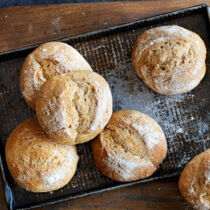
(179, 149), (210, 210)
(5, 118), (79, 192)
(36, 70), (113, 145)
(20, 42), (92, 110)
(132, 25), (206, 95)
(91, 110), (167, 182)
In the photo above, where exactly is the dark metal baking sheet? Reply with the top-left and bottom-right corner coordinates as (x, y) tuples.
(0, 4), (209, 209)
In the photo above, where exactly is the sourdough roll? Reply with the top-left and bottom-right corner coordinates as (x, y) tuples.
(132, 25), (206, 95)
(36, 71), (113, 145)
(91, 110), (167, 182)
(179, 149), (210, 210)
(20, 42), (92, 110)
(5, 118), (79, 192)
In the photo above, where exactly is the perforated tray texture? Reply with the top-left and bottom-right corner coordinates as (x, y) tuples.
(0, 4), (209, 209)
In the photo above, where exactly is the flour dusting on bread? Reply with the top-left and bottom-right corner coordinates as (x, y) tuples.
(132, 122), (163, 151)
(89, 81), (112, 131)
(20, 42), (93, 109)
(41, 147), (79, 186)
(5, 118), (79, 192)
(36, 71), (112, 145)
(179, 149), (210, 210)
(106, 151), (153, 180)
(188, 177), (196, 196)
(132, 25), (206, 95)
(205, 169), (210, 182)
(92, 110), (167, 182)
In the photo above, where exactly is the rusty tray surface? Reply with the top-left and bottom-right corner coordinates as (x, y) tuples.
(0, 4), (209, 209)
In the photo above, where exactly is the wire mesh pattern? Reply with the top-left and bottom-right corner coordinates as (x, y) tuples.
(0, 5), (209, 209)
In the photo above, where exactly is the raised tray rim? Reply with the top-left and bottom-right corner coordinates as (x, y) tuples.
(0, 3), (209, 209)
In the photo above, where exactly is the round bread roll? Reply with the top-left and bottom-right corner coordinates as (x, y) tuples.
(20, 41), (92, 110)
(36, 70), (113, 145)
(5, 118), (79, 192)
(91, 110), (167, 182)
(179, 149), (210, 210)
(132, 25), (206, 95)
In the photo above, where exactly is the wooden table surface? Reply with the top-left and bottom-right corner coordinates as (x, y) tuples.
(0, 0), (209, 209)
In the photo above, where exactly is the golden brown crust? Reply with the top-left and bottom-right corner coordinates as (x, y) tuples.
(91, 110), (167, 182)
(5, 118), (79, 192)
(132, 25), (206, 95)
(179, 149), (210, 209)
(20, 41), (92, 110)
(36, 70), (113, 145)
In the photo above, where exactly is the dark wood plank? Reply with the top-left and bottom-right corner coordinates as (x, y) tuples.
(0, 0), (209, 54)
(36, 177), (191, 210)
(0, 176), (7, 210)
(0, 174), (192, 210)
(0, 1), (209, 209)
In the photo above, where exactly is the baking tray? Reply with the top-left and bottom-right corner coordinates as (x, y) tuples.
(0, 4), (209, 209)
